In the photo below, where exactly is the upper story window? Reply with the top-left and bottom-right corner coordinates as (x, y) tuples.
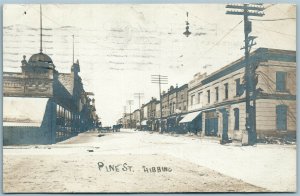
(197, 92), (202, 104)
(215, 87), (219, 102)
(276, 71), (287, 92)
(207, 90), (210, 104)
(191, 95), (195, 105)
(235, 78), (241, 96)
(224, 83), (229, 99)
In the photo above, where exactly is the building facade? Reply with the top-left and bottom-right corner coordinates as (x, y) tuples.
(3, 53), (98, 145)
(186, 48), (296, 141)
(132, 109), (140, 129)
(159, 84), (188, 132)
(117, 47), (295, 141)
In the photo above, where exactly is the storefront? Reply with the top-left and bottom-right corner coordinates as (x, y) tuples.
(141, 120), (148, 131)
(204, 110), (218, 136)
(179, 111), (202, 134)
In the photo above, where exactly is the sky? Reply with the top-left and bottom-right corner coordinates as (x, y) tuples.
(3, 4), (296, 126)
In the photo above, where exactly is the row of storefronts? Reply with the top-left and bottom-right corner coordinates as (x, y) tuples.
(119, 48), (296, 142)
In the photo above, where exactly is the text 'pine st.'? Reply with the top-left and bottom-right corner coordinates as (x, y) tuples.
(97, 162), (173, 173)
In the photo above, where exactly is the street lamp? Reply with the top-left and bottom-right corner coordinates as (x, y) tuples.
(183, 12), (191, 37)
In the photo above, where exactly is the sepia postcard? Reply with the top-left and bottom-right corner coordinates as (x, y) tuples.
(2, 2), (297, 193)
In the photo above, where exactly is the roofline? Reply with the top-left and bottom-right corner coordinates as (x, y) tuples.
(201, 47), (296, 85)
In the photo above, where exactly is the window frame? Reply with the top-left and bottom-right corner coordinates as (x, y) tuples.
(235, 78), (241, 96)
(276, 71), (287, 92)
(207, 90), (211, 104)
(233, 108), (239, 130)
(215, 87), (219, 102)
(191, 95), (195, 106)
(276, 104), (288, 130)
(197, 92), (202, 104)
(224, 83), (229, 100)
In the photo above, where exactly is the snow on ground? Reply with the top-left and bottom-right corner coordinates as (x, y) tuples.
(3, 153), (266, 193)
(3, 129), (296, 192)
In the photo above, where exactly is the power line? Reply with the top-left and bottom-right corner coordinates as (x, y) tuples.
(250, 17), (295, 21)
(202, 3), (285, 56)
(254, 24), (295, 38)
(257, 71), (296, 122)
(202, 20), (243, 56)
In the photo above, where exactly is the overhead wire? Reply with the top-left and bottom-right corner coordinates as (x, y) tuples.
(250, 18), (296, 21)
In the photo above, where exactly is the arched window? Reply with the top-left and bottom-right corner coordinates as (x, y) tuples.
(276, 105), (288, 130)
(234, 108), (239, 130)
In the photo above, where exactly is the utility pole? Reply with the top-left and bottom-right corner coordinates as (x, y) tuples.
(127, 100), (134, 129)
(134, 93), (144, 131)
(39, 4), (43, 53)
(72, 34), (74, 64)
(226, 3), (264, 145)
(123, 106), (127, 128)
(151, 75), (168, 133)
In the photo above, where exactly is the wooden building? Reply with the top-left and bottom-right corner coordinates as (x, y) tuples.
(3, 53), (98, 145)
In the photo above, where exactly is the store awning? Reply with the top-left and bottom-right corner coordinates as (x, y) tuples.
(3, 97), (49, 127)
(141, 120), (147, 125)
(179, 111), (201, 123)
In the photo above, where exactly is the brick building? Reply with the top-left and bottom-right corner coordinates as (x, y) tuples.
(186, 48), (296, 141)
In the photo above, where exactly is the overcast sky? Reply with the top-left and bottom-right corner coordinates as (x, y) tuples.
(3, 4), (296, 126)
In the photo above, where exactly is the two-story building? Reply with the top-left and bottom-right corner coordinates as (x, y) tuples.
(185, 48), (296, 141)
(132, 109), (141, 129)
(159, 84), (189, 132)
(140, 97), (159, 131)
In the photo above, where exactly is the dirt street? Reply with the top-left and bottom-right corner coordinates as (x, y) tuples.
(3, 129), (295, 193)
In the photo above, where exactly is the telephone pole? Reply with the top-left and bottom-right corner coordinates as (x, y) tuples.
(226, 3), (264, 145)
(123, 106), (127, 128)
(134, 93), (144, 131)
(39, 4), (43, 53)
(151, 75), (168, 132)
(127, 100), (134, 129)
(72, 34), (75, 64)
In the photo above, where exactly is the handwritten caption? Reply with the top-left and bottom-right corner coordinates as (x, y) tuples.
(97, 162), (172, 173)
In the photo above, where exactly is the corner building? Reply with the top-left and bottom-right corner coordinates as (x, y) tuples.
(3, 52), (97, 145)
(187, 48), (296, 140)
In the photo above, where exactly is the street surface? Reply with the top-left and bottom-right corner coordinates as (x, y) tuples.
(3, 129), (296, 192)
